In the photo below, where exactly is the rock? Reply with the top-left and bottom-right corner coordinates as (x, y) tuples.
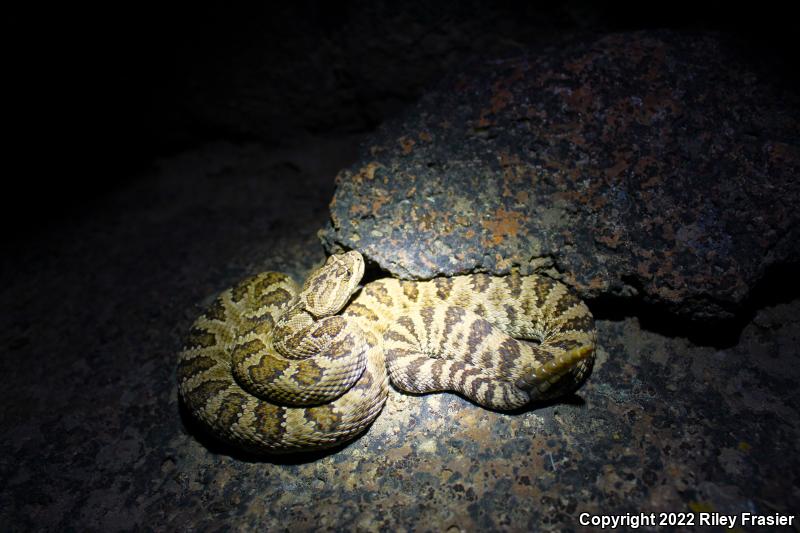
(321, 31), (800, 322)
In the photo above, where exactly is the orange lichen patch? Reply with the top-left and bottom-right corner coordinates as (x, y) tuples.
(495, 253), (512, 271)
(596, 231), (622, 249)
(476, 68), (524, 129)
(404, 207), (456, 235)
(481, 208), (524, 245)
(398, 136), (416, 154)
(385, 442), (414, 463)
(348, 203), (370, 217)
(454, 214), (469, 226)
(588, 276), (607, 290)
(419, 131), (433, 142)
(418, 212), (437, 231)
(553, 188), (587, 207)
(476, 112), (493, 129)
(591, 195), (609, 210)
(655, 285), (683, 301)
(515, 190), (529, 204)
(371, 188), (391, 215)
(363, 162), (380, 180)
(453, 410), (493, 442)
(417, 253), (440, 273)
(350, 162), (381, 186)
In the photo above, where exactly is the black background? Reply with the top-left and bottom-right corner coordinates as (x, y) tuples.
(6, 2), (798, 241)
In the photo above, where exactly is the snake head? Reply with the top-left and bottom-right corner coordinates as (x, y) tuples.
(300, 251), (365, 317)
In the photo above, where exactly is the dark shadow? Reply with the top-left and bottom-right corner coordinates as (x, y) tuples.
(504, 393), (588, 416)
(587, 261), (800, 348)
(358, 255), (394, 286)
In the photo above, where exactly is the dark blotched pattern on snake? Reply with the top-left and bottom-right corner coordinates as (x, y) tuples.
(177, 251), (596, 454)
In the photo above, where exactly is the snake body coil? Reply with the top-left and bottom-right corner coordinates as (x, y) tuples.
(178, 251), (595, 454)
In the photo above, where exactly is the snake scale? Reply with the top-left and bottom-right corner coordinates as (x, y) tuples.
(177, 251), (596, 454)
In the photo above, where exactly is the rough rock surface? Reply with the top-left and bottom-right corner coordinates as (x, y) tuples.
(2, 137), (798, 531)
(321, 31), (800, 321)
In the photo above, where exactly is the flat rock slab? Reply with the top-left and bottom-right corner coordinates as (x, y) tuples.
(321, 31), (800, 321)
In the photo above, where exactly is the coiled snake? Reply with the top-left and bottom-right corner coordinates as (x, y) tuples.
(177, 251), (595, 454)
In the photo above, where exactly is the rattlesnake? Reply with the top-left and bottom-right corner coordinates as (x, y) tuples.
(177, 251), (595, 454)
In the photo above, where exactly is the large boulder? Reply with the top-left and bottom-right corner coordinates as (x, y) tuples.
(321, 31), (800, 321)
